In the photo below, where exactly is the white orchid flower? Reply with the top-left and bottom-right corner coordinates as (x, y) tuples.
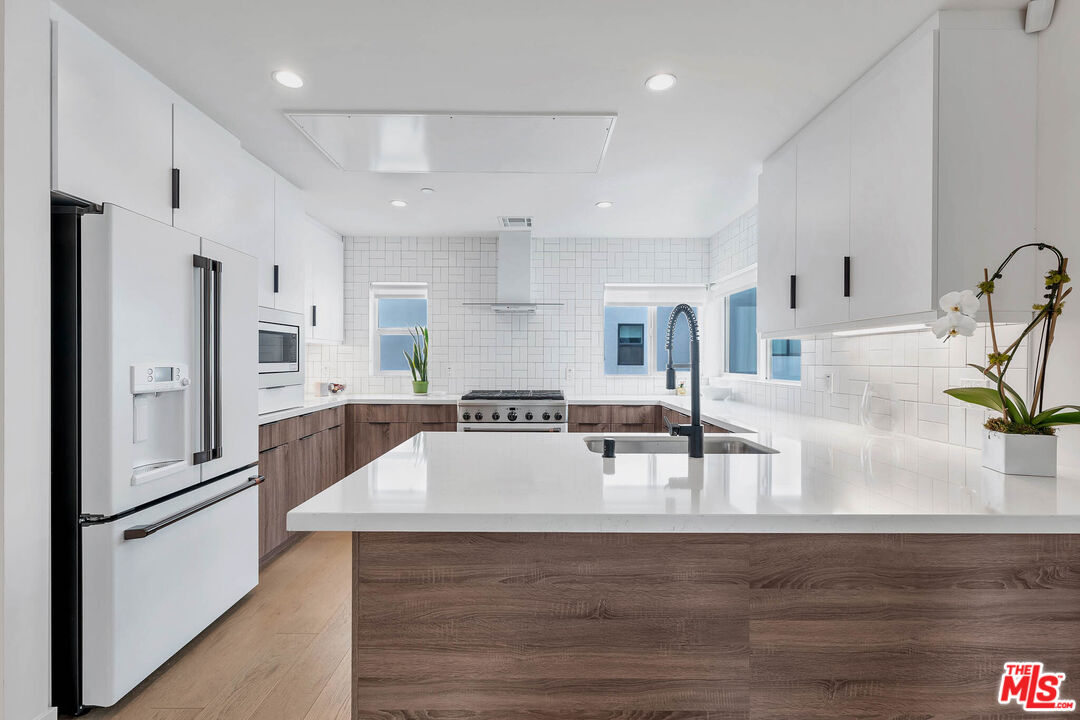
(931, 311), (977, 339)
(939, 289), (980, 317)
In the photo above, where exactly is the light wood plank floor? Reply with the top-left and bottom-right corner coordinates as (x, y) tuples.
(70, 531), (352, 720)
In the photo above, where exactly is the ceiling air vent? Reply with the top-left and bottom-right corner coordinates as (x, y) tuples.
(499, 216), (533, 230)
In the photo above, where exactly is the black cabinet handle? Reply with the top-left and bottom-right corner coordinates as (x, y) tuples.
(273, 265), (279, 293)
(844, 256), (851, 298)
(312, 304), (317, 327)
(789, 275), (797, 310)
(171, 168), (181, 209)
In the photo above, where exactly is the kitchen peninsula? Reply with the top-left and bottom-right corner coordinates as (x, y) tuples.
(288, 400), (1080, 719)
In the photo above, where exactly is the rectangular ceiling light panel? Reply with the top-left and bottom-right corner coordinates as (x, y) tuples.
(285, 112), (616, 173)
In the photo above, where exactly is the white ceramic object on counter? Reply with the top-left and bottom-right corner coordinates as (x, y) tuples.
(983, 430), (1057, 477)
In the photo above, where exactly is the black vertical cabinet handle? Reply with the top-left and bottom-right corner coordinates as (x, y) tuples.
(171, 168), (181, 209)
(844, 256), (851, 298)
(273, 265), (279, 293)
(789, 275), (797, 310)
(312, 304), (317, 327)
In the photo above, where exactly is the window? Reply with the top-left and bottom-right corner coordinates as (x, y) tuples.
(617, 323), (645, 366)
(604, 306), (648, 375)
(727, 287), (757, 374)
(770, 339), (801, 381)
(602, 284), (708, 376)
(656, 306), (699, 370)
(370, 284), (428, 373)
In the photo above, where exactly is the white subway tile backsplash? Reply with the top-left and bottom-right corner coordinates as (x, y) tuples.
(309, 234), (710, 395)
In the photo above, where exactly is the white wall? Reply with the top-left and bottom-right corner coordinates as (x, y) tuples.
(306, 236), (710, 396)
(1, 1), (54, 720)
(1037, 1), (1080, 467)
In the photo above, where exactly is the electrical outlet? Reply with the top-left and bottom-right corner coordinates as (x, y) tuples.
(565, 367), (574, 380)
(446, 366), (453, 377)
(823, 372), (834, 394)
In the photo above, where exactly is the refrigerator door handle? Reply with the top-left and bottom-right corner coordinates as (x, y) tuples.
(192, 255), (213, 465)
(211, 259), (223, 460)
(122, 475), (263, 540)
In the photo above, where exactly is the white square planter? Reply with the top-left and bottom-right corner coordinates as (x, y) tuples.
(982, 430), (1058, 476)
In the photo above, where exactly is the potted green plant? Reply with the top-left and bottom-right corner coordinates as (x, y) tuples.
(935, 243), (1077, 476)
(403, 325), (429, 394)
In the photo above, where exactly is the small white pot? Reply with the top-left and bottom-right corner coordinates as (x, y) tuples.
(982, 430), (1058, 477)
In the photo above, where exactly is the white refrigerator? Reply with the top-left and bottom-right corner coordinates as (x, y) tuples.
(52, 203), (260, 713)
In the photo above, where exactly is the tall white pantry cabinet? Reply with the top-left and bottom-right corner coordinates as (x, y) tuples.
(757, 11), (1038, 337)
(49, 3), (343, 335)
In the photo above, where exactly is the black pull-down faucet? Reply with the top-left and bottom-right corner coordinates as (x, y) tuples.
(663, 303), (704, 458)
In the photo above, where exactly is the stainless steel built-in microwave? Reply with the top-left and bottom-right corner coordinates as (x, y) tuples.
(257, 307), (304, 388)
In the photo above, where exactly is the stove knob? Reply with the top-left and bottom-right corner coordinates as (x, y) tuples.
(524, 412), (534, 421)
(474, 412), (483, 421)
(553, 411), (564, 422)
(542, 412), (551, 421)
(507, 411), (518, 422)
(461, 412), (471, 421)
(491, 412), (501, 421)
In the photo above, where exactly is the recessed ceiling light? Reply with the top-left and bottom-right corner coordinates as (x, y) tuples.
(272, 70), (304, 89)
(389, 199), (408, 207)
(420, 187), (435, 194)
(645, 73), (677, 92)
(595, 201), (614, 209)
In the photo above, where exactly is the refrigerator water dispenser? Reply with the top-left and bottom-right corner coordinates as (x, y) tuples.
(130, 363), (190, 485)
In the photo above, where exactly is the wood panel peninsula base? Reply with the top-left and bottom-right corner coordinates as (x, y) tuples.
(350, 532), (1080, 720)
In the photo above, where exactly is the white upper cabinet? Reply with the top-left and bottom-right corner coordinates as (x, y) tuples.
(849, 29), (935, 322)
(305, 221), (344, 344)
(172, 102), (275, 261)
(51, 5), (174, 224)
(795, 99), (850, 329)
(271, 177), (308, 315)
(756, 142), (797, 335)
(756, 10), (1037, 336)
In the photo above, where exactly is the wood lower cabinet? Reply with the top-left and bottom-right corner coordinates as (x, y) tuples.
(611, 404), (661, 432)
(568, 404), (612, 434)
(257, 442), (292, 558)
(258, 407), (345, 560)
(346, 404), (457, 475)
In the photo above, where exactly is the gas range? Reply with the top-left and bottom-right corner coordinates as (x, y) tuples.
(457, 390), (568, 431)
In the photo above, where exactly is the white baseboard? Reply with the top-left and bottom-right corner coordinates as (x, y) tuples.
(30, 707), (58, 720)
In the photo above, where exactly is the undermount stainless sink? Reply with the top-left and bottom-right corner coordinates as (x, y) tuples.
(584, 435), (778, 456)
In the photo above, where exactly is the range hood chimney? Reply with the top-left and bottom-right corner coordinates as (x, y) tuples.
(464, 229), (562, 313)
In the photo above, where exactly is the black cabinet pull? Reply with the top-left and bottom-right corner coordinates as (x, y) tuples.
(312, 304), (317, 327)
(273, 264), (279, 293)
(171, 168), (181, 209)
(789, 275), (797, 310)
(844, 256), (851, 298)
(123, 476), (263, 540)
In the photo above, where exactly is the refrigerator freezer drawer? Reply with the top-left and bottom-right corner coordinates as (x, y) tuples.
(81, 467), (259, 707)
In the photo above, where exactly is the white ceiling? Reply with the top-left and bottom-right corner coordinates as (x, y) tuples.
(57, 0), (1027, 238)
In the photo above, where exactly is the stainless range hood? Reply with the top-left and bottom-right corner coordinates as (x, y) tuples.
(464, 230), (563, 313)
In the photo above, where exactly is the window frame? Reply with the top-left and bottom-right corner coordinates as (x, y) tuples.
(369, 283), (429, 376)
(601, 284), (708, 377)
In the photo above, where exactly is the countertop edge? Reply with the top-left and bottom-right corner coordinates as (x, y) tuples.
(258, 394), (724, 426)
(287, 511), (1080, 534)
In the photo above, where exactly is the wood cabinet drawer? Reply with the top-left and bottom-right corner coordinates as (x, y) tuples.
(404, 404), (457, 423)
(258, 416), (300, 452)
(349, 404), (409, 423)
(611, 405), (659, 429)
(569, 405), (611, 425)
(298, 406), (344, 437)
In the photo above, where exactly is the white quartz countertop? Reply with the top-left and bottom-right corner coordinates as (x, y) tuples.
(257, 391), (717, 425)
(287, 398), (1080, 534)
